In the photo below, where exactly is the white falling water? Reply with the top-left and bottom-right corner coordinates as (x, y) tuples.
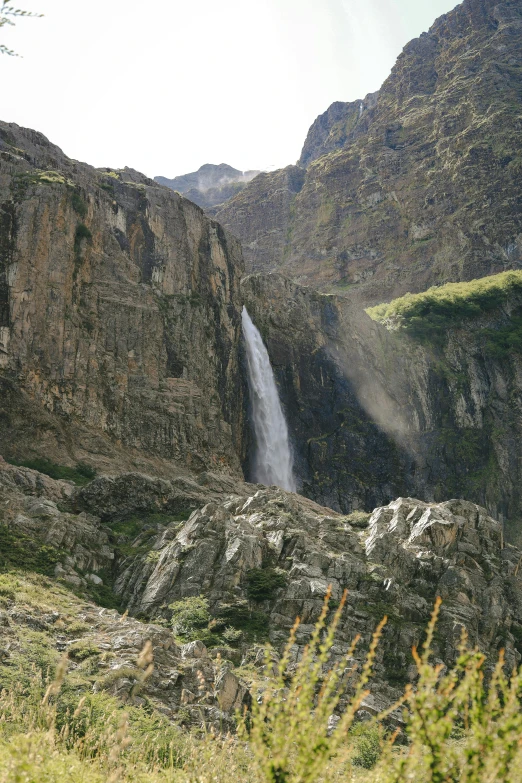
(242, 307), (296, 492)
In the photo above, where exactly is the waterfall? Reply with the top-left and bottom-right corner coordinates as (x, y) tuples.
(242, 307), (296, 492)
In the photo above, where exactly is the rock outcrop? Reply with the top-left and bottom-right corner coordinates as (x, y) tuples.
(298, 92), (379, 168)
(215, 166), (306, 275)
(112, 483), (522, 706)
(0, 122), (246, 478)
(216, 0), (522, 303)
(2, 444), (522, 717)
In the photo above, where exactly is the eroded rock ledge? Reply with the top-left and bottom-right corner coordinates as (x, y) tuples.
(2, 463), (521, 718)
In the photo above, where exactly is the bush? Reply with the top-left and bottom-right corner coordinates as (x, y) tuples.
(170, 595), (211, 637)
(74, 223), (92, 257)
(0, 524), (64, 576)
(366, 270), (522, 352)
(350, 721), (383, 768)
(345, 510), (371, 528)
(68, 641), (101, 662)
(71, 191), (88, 219)
(246, 567), (287, 602)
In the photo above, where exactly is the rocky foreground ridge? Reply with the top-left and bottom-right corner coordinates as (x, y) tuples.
(216, 0), (522, 303)
(2, 459), (522, 723)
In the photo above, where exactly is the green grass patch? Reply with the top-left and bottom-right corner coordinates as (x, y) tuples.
(0, 524), (65, 576)
(366, 270), (522, 349)
(13, 169), (73, 186)
(6, 457), (96, 486)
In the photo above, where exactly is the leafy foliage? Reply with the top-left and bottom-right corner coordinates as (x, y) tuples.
(74, 222), (93, 257)
(71, 190), (88, 219)
(246, 567), (287, 601)
(3, 591), (522, 780)
(170, 595), (211, 637)
(366, 270), (522, 351)
(0, 524), (64, 575)
(240, 588), (386, 782)
(0, 1), (42, 56)
(169, 595), (269, 646)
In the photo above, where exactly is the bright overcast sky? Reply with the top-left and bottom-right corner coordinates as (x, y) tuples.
(1, 0), (459, 178)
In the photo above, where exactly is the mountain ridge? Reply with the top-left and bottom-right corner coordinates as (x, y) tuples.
(215, 0), (522, 304)
(155, 163), (261, 210)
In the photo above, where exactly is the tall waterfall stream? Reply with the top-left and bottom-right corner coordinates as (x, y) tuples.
(242, 307), (296, 492)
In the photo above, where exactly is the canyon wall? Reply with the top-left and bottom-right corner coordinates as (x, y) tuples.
(0, 121), (246, 478)
(242, 273), (522, 540)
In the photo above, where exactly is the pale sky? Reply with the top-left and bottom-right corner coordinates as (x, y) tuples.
(1, 0), (459, 178)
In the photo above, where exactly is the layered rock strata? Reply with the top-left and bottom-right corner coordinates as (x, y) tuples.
(0, 121), (246, 477)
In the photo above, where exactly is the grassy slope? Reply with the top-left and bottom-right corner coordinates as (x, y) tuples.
(2, 577), (522, 782)
(365, 270), (522, 354)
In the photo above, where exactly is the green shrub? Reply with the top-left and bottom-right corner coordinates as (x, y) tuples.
(71, 191), (88, 219)
(350, 721), (383, 768)
(216, 600), (270, 638)
(169, 596), (269, 646)
(0, 573), (17, 600)
(0, 524), (64, 576)
(345, 510), (371, 528)
(170, 595), (211, 637)
(68, 641), (101, 662)
(65, 621), (90, 636)
(222, 626), (243, 645)
(82, 579), (121, 611)
(6, 457), (96, 486)
(246, 567), (287, 601)
(366, 270), (522, 352)
(74, 223), (92, 257)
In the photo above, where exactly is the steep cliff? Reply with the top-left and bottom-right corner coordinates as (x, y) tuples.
(217, 0), (522, 304)
(0, 121), (246, 478)
(242, 271), (522, 540)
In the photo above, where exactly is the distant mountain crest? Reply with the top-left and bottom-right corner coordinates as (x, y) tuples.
(155, 163), (261, 210)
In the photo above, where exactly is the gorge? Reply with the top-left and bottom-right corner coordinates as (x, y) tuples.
(0, 0), (522, 770)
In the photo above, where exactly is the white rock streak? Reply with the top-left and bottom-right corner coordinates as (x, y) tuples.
(242, 307), (296, 492)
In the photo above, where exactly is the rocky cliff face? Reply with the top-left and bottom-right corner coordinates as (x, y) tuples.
(215, 166), (306, 275)
(0, 122), (246, 477)
(217, 0), (522, 304)
(242, 273), (522, 540)
(298, 92), (379, 168)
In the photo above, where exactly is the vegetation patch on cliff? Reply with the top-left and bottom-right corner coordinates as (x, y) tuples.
(366, 270), (522, 350)
(0, 526), (64, 576)
(6, 457), (96, 485)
